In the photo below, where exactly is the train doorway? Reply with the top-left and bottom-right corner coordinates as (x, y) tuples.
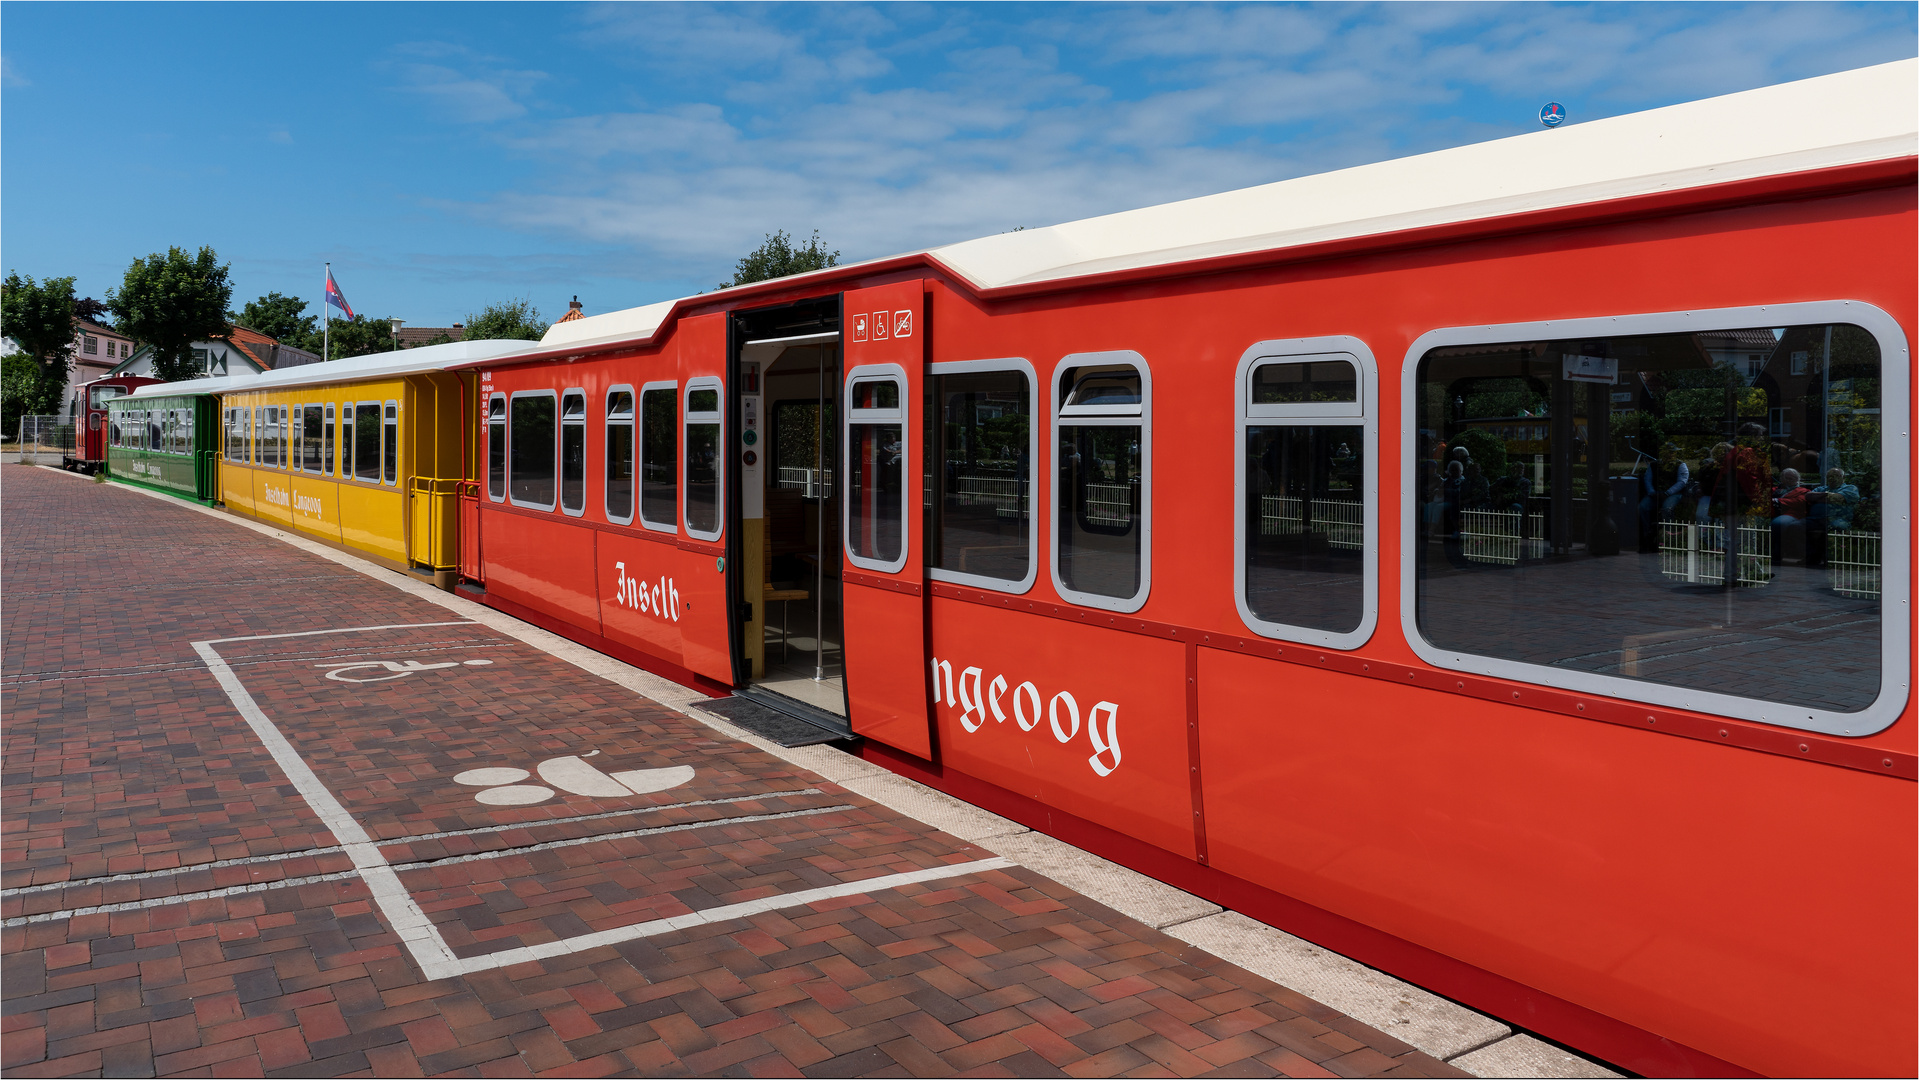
(733, 301), (848, 732)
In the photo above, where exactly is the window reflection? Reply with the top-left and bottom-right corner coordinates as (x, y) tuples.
(929, 370), (1030, 583)
(1245, 424), (1364, 633)
(1414, 323), (1882, 714)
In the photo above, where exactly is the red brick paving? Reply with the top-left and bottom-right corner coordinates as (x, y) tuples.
(2, 467), (1463, 1078)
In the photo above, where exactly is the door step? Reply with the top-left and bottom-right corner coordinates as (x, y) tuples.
(697, 691), (854, 747)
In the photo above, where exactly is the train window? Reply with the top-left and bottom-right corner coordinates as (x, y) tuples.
(928, 359), (1036, 591)
(605, 387), (634, 525)
(249, 407), (259, 464)
(1052, 352), (1151, 612)
(640, 382), (677, 530)
(1406, 303), (1908, 737)
(1235, 340), (1378, 649)
(560, 389), (586, 516)
(299, 405), (321, 473)
(149, 409), (162, 453)
(486, 395), (506, 501)
(323, 404), (335, 475)
(353, 403), (381, 482)
(843, 367), (907, 571)
(341, 408), (354, 477)
(383, 401), (398, 485)
(509, 391), (557, 510)
(683, 379), (722, 540)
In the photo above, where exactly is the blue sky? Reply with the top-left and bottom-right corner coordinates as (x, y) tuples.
(3, 2), (1913, 330)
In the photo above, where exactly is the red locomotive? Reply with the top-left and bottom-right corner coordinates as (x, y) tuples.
(66, 373), (161, 473)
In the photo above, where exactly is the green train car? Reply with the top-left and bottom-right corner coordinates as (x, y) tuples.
(105, 391), (220, 503)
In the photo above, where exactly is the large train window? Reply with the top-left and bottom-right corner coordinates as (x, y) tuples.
(486, 394), (506, 501)
(560, 389), (586, 516)
(605, 387), (635, 525)
(341, 406), (354, 478)
(1052, 351), (1150, 613)
(353, 402), (381, 483)
(1405, 302), (1909, 737)
(1235, 337), (1379, 649)
(640, 382), (678, 531)
(301, 405), (323, 473)
(383, 402), (398, 486)
(843, 366), (907, 572)
(683, 379), (722, 540)
(928, 359), (1036, 592)
(509, 390), (556, 510)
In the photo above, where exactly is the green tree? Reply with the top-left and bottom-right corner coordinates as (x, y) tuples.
(320, 314), (405, 360)
(236, 291), (320, 352)
(2, 354), (44, 441)
(462, 298), (548, 341)
(108, 247), (234, 382)
(1, 272), (79, 416)
(718, 230), (839, 289)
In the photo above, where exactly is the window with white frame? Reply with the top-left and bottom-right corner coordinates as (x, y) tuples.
(605, 387), (635, 524)
(1236, 340), (1377, 648)
(683, 379), (722, 539)
(843, 366), (907, 571)
(560, 389), (586, 515)
(1053, 352), (1149, 611)
(928, 360), (1035, 591)
(1406, 302), (1908, 737)
(509, 391), (556, 508)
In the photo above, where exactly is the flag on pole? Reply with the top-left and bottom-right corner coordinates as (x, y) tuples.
(324, 270), (355, 320)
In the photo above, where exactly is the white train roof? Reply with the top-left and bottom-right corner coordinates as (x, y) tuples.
(545, 58), (1916, 353)
(127, 338), (537, 398)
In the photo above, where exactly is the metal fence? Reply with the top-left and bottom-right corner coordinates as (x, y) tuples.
(1659, 521), (1772, 587)
(1459, 508), (1549, 565)
(1828, 530), (1882, 600)
(9, 416), (74, 464)
(1260, 495), (1364, 550)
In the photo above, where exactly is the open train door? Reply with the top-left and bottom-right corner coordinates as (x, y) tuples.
(839, 281), (933, 759)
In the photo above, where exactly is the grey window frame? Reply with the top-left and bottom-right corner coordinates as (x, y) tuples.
(1050, 350), (1151, 613)
(1234, 337), (1379, 650)
(508, 389), (557, 511)
(341, 404), (354, 479)
(842, 363), (910, 574)
(605, 384), (636, 526)
(927, 357), (1038, 594)
(486, 393), (506, 501)
(638, 379), (678, 533)
(682, 377), (723, 542)
(560, 387), (587, 518)
(352, 401), (382, 483)
(383, 400), (399, 486)
(1399, 300), (1911, 738)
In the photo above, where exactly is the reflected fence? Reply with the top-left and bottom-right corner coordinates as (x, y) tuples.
(9, 416), (74, 464)
(1260, 495), (1364, 550)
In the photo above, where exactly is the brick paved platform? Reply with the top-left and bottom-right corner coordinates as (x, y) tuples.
(3, 466), (1465, 1078)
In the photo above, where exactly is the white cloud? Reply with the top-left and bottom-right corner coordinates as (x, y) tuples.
(387, 43), (548, 124)
(410, 3), (1916, 292)
(1, 54), (29, 88)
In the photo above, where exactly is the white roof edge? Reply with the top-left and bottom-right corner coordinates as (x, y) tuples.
(127, 339), (539, 397)
(547, 59), (1916, 350)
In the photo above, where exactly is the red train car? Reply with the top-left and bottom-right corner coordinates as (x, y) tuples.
(451, 63), (1916, 1076)
(67, 373), (162, 472)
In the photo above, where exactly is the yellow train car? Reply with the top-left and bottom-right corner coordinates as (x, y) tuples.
(200, 342), (532, 575)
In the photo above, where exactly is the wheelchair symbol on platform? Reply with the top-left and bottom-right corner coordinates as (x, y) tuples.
(318, 657), (496, 683)
(452, 750), (695, 806)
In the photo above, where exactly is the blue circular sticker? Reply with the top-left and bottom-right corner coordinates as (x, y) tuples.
(1539, 102), (1565, 128)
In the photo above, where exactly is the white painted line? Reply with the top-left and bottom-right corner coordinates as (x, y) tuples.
(434, 857), (1016, 979)
(190, 623), (1019, 982)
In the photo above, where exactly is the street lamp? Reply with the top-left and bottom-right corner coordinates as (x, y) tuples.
(390, 318), (404, 351)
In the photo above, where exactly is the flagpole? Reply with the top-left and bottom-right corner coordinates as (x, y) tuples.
(323, 263), (331, 362)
